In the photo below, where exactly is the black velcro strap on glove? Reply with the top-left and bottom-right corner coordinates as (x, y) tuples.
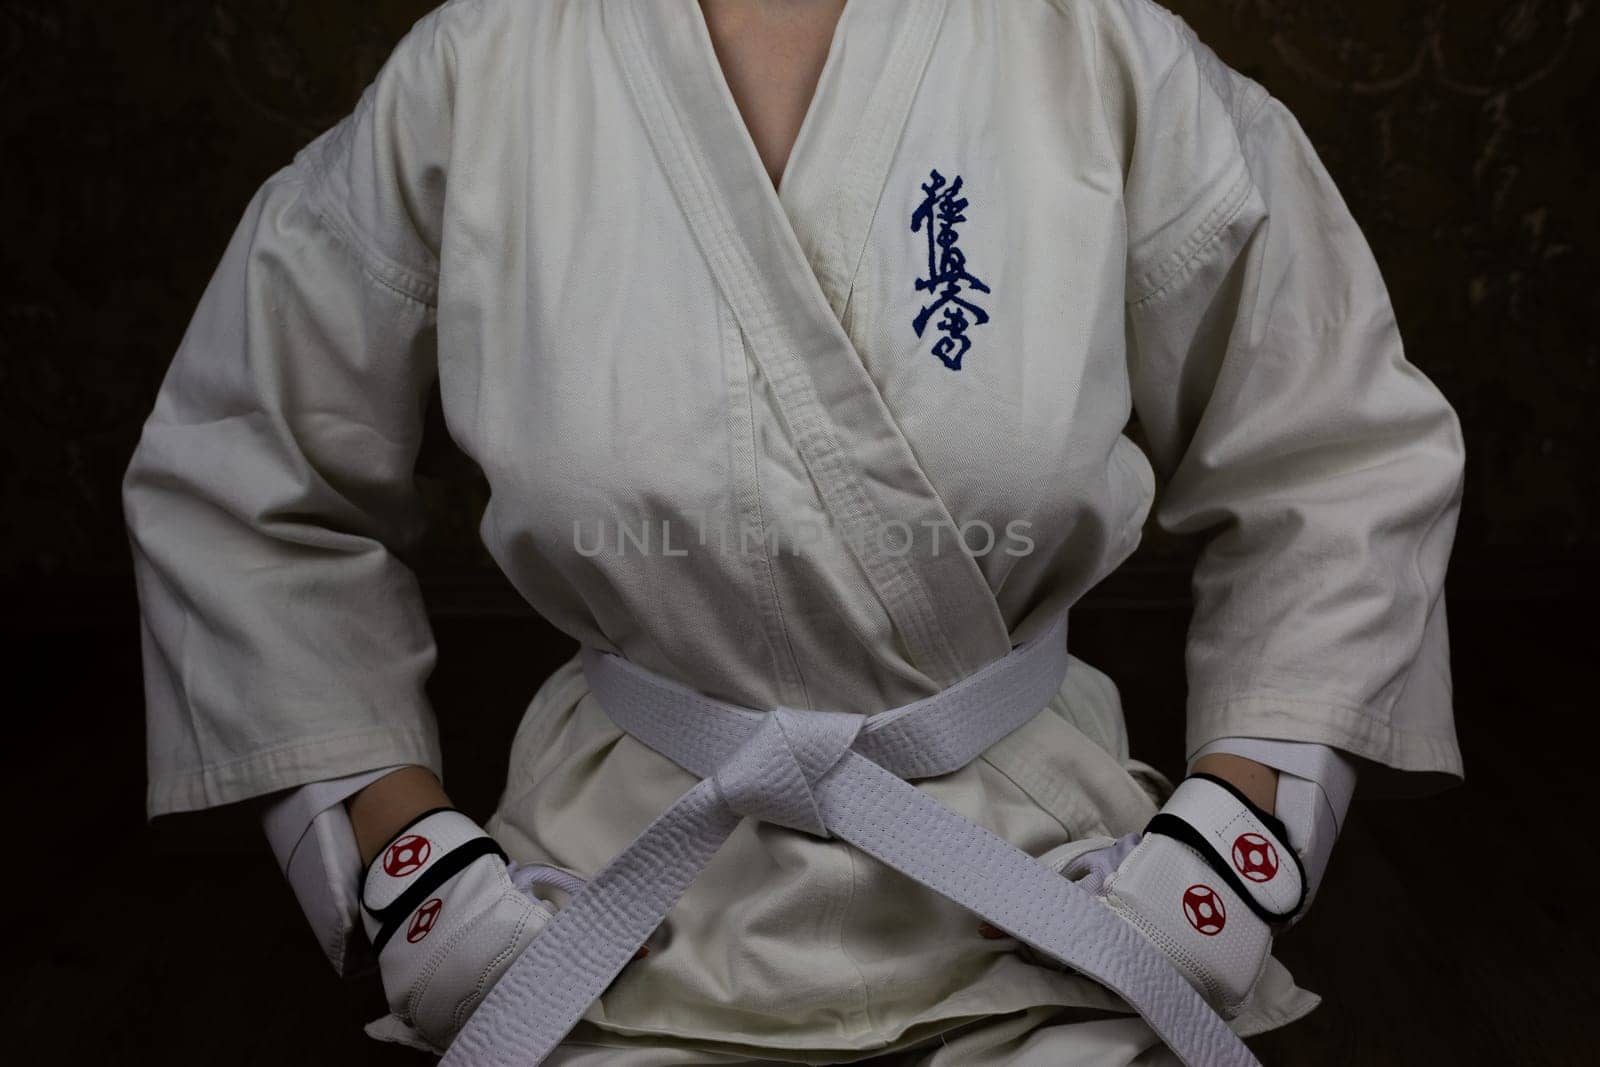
(358, 807), (509, 955)
(1143, 772), (1308, 925)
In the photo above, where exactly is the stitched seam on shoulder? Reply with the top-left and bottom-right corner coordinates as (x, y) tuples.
(284, 0), (490, 310)
(294, 140), (440, 309)
(1127, 166), (1253, 308)
(1239, 86), (1273, 129)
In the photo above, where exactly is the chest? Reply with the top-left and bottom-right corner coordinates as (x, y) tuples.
(697, 0), (848, 188)
(433, 0), (1140, 551)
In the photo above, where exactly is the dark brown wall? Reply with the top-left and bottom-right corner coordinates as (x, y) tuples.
(1, 0), (1597, 596)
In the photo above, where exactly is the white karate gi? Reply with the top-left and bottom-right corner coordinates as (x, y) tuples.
(122, 0), (1466, 1060)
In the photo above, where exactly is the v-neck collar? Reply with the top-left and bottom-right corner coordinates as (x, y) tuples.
(604, 0), (1013, 687)
(759, 0), (851, 202)
(679, 0), (855, 200)
(670, 0), (948, 319)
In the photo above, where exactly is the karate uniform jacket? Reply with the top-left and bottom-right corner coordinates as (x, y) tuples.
(122, 0), (1467, 1055)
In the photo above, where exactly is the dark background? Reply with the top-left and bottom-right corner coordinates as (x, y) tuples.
(3, 1), (1596, 1063)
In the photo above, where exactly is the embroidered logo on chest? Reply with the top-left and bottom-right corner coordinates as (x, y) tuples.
(911, 169), (992, 371)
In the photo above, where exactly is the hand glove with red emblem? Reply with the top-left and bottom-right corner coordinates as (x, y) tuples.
(358, 808), (597, 1053)
(1033, 773), (1307, 1019)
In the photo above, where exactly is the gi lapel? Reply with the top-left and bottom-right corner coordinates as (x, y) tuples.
(607, 0), (1012, 688)
(773, 1), (939, 324)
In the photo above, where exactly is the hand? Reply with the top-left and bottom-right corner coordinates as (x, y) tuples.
(1011, 774), (1306, 1019)
(358, 809), (638, 1052)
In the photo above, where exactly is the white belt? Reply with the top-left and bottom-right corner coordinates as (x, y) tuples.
(441, 616), (1259, 1067)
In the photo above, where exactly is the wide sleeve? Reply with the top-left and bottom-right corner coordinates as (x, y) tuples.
(122, 6), (468, 818)
(1114, 10), (1467, 793)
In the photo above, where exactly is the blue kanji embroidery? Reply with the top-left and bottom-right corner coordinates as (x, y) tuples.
(911, 169), (991, 371)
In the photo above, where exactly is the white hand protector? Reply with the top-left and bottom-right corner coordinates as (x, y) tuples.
(359, 809), (593, 1053)
(1187, 737), (1358, 920)
(1035, 774), (1306, 1019)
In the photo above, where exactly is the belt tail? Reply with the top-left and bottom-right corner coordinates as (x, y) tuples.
(439, 780), (738, 1066)
(819, 752), (1261, 1067)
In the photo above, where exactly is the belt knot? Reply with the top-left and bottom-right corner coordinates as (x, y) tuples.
(711, 707), (864, 836)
